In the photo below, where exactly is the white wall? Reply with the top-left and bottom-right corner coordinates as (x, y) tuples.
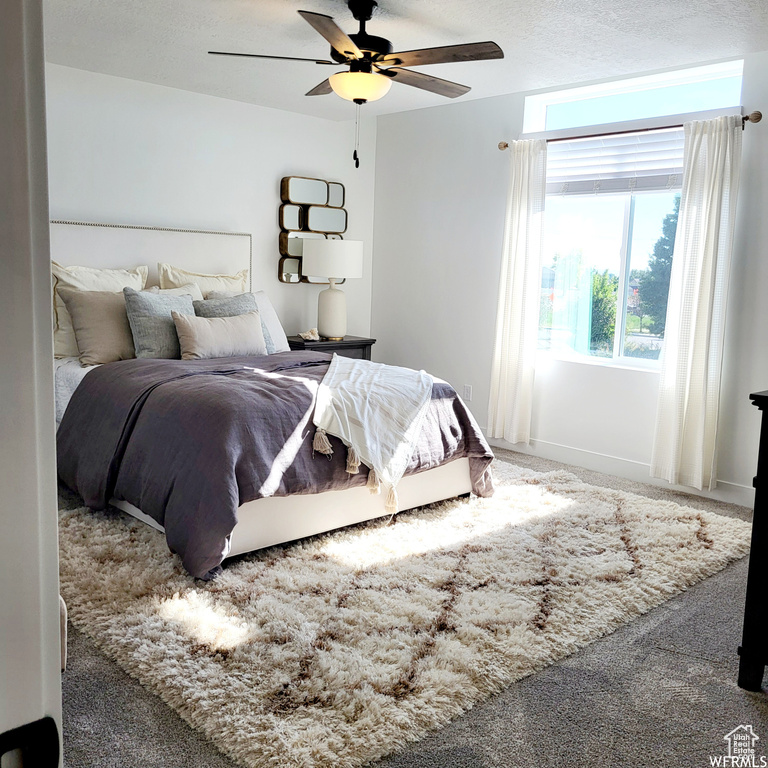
(45, 64), (377, 338)
(372, 52), (768, 506)
(1, 0), (63, 761)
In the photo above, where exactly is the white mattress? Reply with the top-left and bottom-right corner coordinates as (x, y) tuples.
(54, 357), (98, 427)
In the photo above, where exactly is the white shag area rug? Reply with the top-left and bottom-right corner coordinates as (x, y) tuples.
(59, 461), (751, 768)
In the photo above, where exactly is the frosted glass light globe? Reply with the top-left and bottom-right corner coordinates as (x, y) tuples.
(329, 71), (392, 103)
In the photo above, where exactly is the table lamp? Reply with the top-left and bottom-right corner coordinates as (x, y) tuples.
(301, 239), (363, 340)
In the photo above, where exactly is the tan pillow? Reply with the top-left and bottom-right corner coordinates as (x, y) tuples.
(58, 288), (135, 366)
(158, 263), (248, 298)
(172, 310), (266, 360)
(52, 262), (148, 357)
(146, 283), (205, 301)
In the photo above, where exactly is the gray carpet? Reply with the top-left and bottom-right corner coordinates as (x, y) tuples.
(61, 449), (768, 767)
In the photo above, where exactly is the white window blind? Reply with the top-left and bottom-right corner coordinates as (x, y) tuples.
(546, 127), (684, 195)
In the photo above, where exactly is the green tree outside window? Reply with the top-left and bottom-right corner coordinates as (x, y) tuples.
(639, 195), (681, 336)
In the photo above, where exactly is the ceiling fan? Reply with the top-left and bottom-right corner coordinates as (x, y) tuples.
(209, 0), (504, 105)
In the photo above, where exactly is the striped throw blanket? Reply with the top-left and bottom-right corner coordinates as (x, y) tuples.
(312, 354), (433, 513)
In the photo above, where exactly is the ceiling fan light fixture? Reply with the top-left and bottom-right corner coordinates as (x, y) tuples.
(329, 71), (392, 103)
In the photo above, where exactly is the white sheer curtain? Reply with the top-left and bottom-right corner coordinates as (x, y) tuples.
(487, 139), (547, 444)
(650, 114), (743, 490)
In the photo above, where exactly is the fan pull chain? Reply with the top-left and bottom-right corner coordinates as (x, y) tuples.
(353, 102), (361, 169)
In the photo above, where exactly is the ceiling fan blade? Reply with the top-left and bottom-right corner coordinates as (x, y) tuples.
(208, 51), (336, 65)
(297, 10), (364, 60)
(306, 79), (333, 96)
(377, 41), (503, 67)
(379, 67), (470, 98)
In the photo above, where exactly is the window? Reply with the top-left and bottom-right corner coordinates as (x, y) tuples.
(537, 126), (684, 363)
(539, 189), (680, 362)
(524, 60), (743, 134)
(528, 61), (744, 366)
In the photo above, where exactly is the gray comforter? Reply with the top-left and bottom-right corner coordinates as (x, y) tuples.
(57, 351), (494, 579)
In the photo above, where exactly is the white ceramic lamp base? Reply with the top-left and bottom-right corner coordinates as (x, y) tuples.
(317, 278), (347, 340)
(301, 239), (363, 340)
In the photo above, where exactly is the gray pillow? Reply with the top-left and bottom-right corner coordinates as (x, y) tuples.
(204, 291), (289, 354)
(173, 310), (267, 360)
(123, 287), (195, 359)
(193, 293), (258, 319)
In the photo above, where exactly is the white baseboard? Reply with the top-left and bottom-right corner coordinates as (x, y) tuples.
(488, 437), (755, 509)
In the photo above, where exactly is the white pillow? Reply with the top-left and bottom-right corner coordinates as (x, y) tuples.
(158, 263), (248, 298)
(52, 262), (148, 358)
(171, 310), (267, 360)
(207, 290), (290, 353)
(147, 283), (205, 301)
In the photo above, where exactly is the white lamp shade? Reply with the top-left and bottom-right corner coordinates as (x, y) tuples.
(329, 71), (392, 103)
(302, 239), (363, 280)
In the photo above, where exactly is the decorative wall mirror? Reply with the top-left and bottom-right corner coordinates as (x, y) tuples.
(327, 182), (345, 208)
(307, 206), (347, 234)
(278, 256), (301, 283)
(281, 177), (328, 206)
(279, 204), (302, 232)
(279, 231), (325, 257)
(278, 176), (348, 283)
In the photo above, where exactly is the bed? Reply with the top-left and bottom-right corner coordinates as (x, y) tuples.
(52, 221), (494, 579)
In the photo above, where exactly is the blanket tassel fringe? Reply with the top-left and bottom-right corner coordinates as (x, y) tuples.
(367, 467), (380, 494)
(346, 446), (361, 475)
(313, 428), (333, 458)
(385, 484), (398, 514)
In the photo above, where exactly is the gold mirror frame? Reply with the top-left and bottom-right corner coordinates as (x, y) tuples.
(327, 182), (345, 208)
(280, 176), (329, 206)
(306, 206), (347, 234)
(279, 176), (348, 284)
(279, 204), (302, 232)
(278, 256), (301, 283)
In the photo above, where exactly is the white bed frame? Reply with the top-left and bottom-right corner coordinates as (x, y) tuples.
(51, 220), (473, 558)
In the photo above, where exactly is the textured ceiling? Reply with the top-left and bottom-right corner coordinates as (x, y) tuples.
(43, 0), (768, 121)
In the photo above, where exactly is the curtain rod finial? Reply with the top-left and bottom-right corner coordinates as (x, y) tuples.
(744, 111), (762, 127)
(498, 141), (509, 151)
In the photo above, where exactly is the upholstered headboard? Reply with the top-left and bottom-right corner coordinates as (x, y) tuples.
(49, 221), (252, 289)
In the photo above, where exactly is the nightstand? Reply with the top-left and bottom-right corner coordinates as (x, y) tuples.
(287, 335), (376, 360)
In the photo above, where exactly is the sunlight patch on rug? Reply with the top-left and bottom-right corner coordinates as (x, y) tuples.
(157, 592), (250, 652)
(58, 461), (751, 768)
(319, 484), (576, 568)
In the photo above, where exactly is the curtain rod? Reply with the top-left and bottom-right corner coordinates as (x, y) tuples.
(498, 111), (763, 150)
